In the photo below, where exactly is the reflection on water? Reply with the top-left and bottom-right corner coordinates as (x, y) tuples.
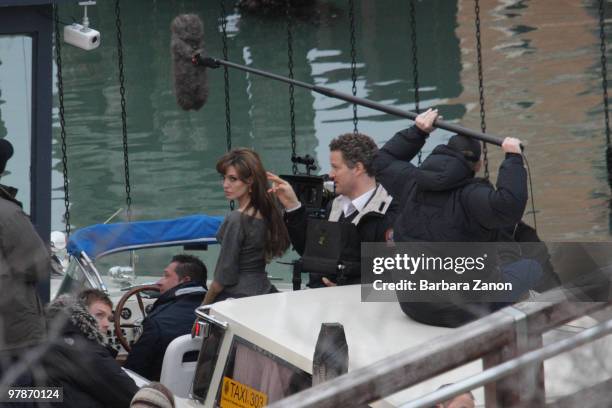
(453, 0), (611, 240)
(1, 0), (611, 279)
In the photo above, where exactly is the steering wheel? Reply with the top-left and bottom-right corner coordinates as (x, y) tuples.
(113, 285), (160, 352)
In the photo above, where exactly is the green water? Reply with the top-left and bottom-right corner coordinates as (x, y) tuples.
(1, 0), (611, 279)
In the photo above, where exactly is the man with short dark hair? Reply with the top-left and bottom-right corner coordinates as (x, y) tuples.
(124, 254), (207, 380)
(268, 132), (397, 287)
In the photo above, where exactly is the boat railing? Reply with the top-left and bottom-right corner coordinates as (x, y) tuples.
(269, 289), (612, 408)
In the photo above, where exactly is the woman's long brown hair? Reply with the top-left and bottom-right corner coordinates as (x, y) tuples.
(216, 148), (290, 261)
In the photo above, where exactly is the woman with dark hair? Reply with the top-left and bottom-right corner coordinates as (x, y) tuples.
(203, 148), (290, 304)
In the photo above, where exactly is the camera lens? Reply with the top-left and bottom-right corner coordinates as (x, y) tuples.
(92, 36), (98, 44)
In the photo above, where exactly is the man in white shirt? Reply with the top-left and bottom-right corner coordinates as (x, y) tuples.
(268, 132), (397, 287)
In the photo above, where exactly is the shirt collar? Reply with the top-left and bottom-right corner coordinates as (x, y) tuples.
(339, 186), (376, 218)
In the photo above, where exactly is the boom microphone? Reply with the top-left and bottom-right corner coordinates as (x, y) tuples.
(183, 17), (507, 147)
(171, 14), (208, 111)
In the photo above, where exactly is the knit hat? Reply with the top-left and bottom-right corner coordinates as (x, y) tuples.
(0, 139), (13, 173)
(130, 384), (175, 408)
(447, 134), (481, 162)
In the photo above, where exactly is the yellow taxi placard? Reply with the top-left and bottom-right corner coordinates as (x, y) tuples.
(219, 376), (268, 408)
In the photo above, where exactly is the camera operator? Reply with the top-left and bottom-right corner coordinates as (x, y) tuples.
(268, 132), (397, 287)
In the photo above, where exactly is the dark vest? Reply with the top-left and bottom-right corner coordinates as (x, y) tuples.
(301, 217), (361, 286)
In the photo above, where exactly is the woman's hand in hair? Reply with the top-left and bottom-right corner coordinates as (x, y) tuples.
(266, 172), (300, 210)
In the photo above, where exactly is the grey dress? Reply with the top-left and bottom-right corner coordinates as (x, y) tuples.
(214, 210), (272, 298)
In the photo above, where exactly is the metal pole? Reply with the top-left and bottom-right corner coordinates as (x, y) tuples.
(400, 318), (612, 408)
(194, 55), (506, 146)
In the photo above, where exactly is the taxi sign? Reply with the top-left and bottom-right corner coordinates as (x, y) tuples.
(220, 376), (268, 408)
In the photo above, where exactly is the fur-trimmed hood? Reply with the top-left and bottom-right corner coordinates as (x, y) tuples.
(46, 295), (105, 346)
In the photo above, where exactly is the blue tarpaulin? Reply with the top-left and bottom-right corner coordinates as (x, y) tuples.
(67, 214), (224, 260)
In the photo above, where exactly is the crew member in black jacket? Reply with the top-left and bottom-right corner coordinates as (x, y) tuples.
(374, 108), (540, 327)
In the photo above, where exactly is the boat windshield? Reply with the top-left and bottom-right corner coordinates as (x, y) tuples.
(213, 337), (311, 406)
(54, 246), (213, 299)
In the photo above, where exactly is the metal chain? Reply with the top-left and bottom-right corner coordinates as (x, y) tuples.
(474, 0), (489, 179)
(53, 5), (71, 236)
(115, 0), (132, 220)
(286, 0), (298, 175)
(220, 1), (232, 152)
(409, 0), (422, 165)
(348, 0), (358, 133)
(599, 0), (610, 147)
(219, 1), (234, 210)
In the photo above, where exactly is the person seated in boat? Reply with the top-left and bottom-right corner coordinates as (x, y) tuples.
(267, 133), (397, 287)
(79, 288), (113, 335)
(373, 108), (542, 328)
(124, 254), (207, 381)
(202, 148), (290, 305)
(78, 288), (123, 359)
(42, 294), (139, 408)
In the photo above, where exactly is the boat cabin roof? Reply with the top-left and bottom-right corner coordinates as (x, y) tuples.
(210, 285), (484, 406)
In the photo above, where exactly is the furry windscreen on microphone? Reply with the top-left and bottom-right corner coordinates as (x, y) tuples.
(171, 14), (209, 111)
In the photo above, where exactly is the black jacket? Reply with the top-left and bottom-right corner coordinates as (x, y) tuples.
(123, 281), (205, 381)
(285, 184), (397, 286)
(374, 126), (527, 243)
(42, 296), (138, 408)
(373, 126), (528, 327)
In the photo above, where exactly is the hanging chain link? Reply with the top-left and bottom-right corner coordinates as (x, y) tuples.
(409, 0), (422, 165)
(599, 0), (611, 147)
(348, 0), (358, 133)
(115, 0), (132, 220)
(474, 0), (489, 179)
(53, 5), (71, 236)
(286, 0), (298, 175)
(220, 1), (232, 152)
(220, 1), (234, 210)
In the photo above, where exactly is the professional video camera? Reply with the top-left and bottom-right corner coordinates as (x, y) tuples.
(279, 154), (335, 219)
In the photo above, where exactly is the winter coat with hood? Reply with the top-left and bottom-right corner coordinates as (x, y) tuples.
(123, 281), (206, 381)
(42, 295), (139, 408)
(373, 126), (528, 244)
(0, 184), (48, 354)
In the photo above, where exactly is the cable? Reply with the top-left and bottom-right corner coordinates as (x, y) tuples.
(522, 152), (538, 231)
